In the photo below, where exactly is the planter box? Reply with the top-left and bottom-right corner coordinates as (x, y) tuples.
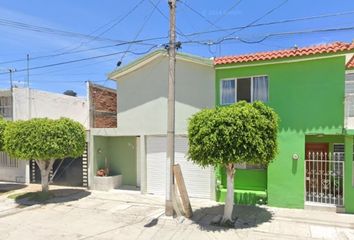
(93, 175), (122, 191)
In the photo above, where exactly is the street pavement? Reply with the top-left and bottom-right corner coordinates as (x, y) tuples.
(0, 184), (354, 240)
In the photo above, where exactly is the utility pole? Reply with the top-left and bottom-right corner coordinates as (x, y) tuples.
(165, 0), (176, 217)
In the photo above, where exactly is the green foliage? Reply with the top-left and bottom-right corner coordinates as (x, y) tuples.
(0, 118), (7, 151)
(4, 118), (86, 161)
(188, 101), (279, 167)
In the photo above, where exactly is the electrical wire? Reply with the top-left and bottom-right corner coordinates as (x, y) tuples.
(213, 0), (243, 24)
(180, 0), (220, 30)
(0, 18), (130, 44)
(58, 0), (147, 54)
(0, 36), (168, 66)
(147, 0), (191, 40)
(1, 10), (353, 65)
(181, 8), (354, 37)
(119, 0), (161, 63)
(1, 25), (353, 77)
(0, 45), (160, 75)
(221, 0), (289, 39)
(181, 25), (354, 46)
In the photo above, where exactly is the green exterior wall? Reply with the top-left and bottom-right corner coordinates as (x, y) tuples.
(93, 136), (109, 174)
(215, 56), (346, 208)
(93, 136), (137, 186)
(107, 137), (137, 186)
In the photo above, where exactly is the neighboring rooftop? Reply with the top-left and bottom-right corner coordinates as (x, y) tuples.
(214, 41), (354, 65)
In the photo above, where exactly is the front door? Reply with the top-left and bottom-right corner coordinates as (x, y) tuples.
(305, 143), (344, 206)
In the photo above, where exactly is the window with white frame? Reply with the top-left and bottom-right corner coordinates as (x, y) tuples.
(220, 76), (269, 105)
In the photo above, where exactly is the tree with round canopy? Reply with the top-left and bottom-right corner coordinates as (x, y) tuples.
(187, 101), (278, 225)
(4, 118), (86, 192)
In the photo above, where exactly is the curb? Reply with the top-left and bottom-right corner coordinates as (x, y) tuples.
(0, 204), (41, 218)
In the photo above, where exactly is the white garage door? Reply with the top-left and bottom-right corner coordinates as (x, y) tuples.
(146, 136), (212, 199)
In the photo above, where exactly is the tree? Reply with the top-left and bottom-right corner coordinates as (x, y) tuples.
(188, 101), (278, 225)
(63, 90), (77, 97)
(0, 118), (7, 150)
(4, 118), (86, 192)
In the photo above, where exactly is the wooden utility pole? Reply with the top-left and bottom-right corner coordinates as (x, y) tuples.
(165, 0), (176, 217)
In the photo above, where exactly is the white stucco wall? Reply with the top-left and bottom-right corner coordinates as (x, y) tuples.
(13, 88), (89, 129)
(0, 88), (89, 183)
(0, 160), (26, 182)
(115, 55), (215, 135)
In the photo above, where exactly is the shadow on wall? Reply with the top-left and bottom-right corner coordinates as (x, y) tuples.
(190, 204), (273, 231)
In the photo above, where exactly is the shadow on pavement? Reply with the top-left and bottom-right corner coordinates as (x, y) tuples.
(14, 188), (91, 206)
(0, 183), (27, 194)
(191, 204), (273, 231)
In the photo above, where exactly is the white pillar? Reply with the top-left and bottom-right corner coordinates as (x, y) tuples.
(140, 135), (147, 194)
(25, 160), (30, 184)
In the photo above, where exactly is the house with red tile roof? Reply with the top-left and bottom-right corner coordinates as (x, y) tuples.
(214, 42), (354, 213)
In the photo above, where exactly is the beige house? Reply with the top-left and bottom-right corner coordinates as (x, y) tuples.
(89, 49), (216, 199)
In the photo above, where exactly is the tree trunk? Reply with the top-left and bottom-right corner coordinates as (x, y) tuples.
(35, 160), (56, 192)
(222, 163), (235, 224)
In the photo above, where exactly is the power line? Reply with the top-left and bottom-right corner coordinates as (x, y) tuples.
(0, 36), (168, 65)
(182, 10), (354, 37)
(59, 0), (147, 54)
(147, 0), (190, 40)
(1, 25), (353, 76)
(0, 17), (132, 44)
(181, 25), (354, 46)
(120, 0), (161, 62)
(0, 45), (160, 75)
(213, 0), (243, 24)
(180, 0), (220, 30)
(89, 0), (146, 42)
(1, 10), (353, 66)
(221, 0), (289, 39)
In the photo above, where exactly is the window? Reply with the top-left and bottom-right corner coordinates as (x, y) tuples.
(0, 151), (18, 168)
(221, 79), (235, 105)
(333, 144), (344, 161)
(220, 76), (269, 105)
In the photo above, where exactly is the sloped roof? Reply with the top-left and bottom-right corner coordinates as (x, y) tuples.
(108, 49), (212, 80)
(214, 42), (354, 66)
(347, 55), (354, 69)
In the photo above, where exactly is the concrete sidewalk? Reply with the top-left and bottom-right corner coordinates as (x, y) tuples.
(0, 186), (353, 239)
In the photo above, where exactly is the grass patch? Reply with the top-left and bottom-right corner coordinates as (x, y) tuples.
(8, 191), (54, 202)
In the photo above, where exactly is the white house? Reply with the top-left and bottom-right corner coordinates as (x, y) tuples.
(89, 49), (216, 199)
(0, 87), (88, 183)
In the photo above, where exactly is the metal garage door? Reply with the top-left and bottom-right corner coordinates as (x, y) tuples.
(146, 136), (211, 199)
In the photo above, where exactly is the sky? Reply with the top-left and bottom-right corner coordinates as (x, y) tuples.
(0, 0), (353, 96)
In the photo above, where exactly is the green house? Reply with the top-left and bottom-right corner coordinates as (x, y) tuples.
(214, 42), (354, 213)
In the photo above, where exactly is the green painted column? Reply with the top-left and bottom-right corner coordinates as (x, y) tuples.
(344, 135), (354, 213)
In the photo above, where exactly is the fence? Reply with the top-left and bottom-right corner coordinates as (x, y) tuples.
(305, 152), (344, 206)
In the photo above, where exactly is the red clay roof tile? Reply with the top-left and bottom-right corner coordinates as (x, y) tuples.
(214, 42), (354, 65)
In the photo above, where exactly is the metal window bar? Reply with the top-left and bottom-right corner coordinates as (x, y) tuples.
(0, 96), (12, 120)
(0, 151), (18, 168)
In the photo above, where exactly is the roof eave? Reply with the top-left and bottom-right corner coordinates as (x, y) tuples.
(108, 50), (213, 81)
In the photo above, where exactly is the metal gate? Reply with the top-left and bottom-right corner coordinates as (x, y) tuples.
(305, 152), (344, 206)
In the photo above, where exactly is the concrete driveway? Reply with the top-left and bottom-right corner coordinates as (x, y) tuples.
(0, 187), (354, 240)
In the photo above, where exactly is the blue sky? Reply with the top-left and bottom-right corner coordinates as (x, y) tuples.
(0, 0), (353, 96)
